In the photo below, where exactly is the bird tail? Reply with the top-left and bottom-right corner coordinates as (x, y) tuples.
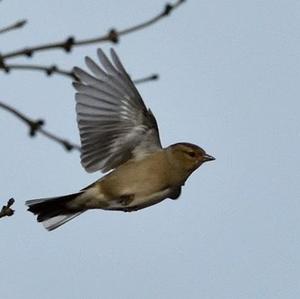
(26, 192), (84, 231)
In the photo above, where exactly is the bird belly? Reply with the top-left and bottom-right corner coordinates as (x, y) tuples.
(105, 187), (172, 211)
(76, 152), (176, 211)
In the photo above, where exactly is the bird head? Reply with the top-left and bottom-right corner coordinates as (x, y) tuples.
(168, 142), (215, 174)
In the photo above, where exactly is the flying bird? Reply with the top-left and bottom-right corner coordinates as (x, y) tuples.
(26, 49), (215, 231)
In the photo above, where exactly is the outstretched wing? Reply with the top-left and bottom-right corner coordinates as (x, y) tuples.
(73, 49), (162, 173)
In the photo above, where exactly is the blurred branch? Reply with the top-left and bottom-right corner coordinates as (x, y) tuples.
(0, 19), (27, 35)
(0, 101), (80, 151)
(0, 63), (159, 84)
(0, 1), (180, 153)
(133, 74), (159, 84)
(0, 0), (185, 60)
(1, 63), (78, 80)
(0, 198), (15, 219)
(117, 0), (185, 37)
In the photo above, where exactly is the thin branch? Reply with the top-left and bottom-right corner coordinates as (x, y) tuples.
(0, 62), (159, 84)
(1, 63), (77, 80)
(0, 1), (178, 152)
(0, 19), (27, 35)
(0, 0), (185, 60)
(133, 74), (159, 84)
(118, 0), (185, 37)
(0, 198), (15, 219)
(0, 101), (80, 151)
(38, 128), (80, 151)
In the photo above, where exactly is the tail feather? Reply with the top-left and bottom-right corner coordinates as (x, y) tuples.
(26, 192), (84, 231)
(41, 212), (83, 231)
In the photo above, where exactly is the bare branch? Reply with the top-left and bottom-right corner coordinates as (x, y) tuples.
(0, 62), (159, 84)
(0, 0), (185, 60)
(0, 198), (15, 219)
(0, 1), (179, 152)
(0, 19), (27, 35)
(133, 74), (159, 84)
(0, 101), (80, 151)
(1, 63), (78, 80)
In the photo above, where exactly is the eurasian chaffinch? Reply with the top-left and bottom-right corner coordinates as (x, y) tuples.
(26, 49), (215, 231)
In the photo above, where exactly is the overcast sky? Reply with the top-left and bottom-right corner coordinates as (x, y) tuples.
(1, 1), (299, 298)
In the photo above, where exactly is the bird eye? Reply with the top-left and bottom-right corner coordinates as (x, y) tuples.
(187, 151), (196, 158)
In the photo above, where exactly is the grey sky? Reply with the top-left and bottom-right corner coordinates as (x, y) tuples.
(1, 1), (299, 298)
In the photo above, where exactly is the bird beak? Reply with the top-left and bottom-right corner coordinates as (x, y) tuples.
(203, 154), (215, 162)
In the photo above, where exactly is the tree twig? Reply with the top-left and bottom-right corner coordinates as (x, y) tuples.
(0, 19), (27, 35)
(0, 101), (80, 151)
(133, 74), (159, 84)
(1, 63), (78, 80)
(0, 198), (15, 218)
(0, 0), (185, 60)
(0, 1), (180, 152)
(0, 62), (159, 84)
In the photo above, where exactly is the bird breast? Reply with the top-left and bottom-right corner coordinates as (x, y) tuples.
(99, 150), (172, 201)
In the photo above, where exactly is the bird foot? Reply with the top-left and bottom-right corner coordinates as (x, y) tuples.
(118, 194), (134, 206)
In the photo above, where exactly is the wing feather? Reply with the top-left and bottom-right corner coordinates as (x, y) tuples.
(73, 49), (162, 173)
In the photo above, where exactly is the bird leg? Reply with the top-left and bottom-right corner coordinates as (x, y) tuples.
(118, 194), (135, 206)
